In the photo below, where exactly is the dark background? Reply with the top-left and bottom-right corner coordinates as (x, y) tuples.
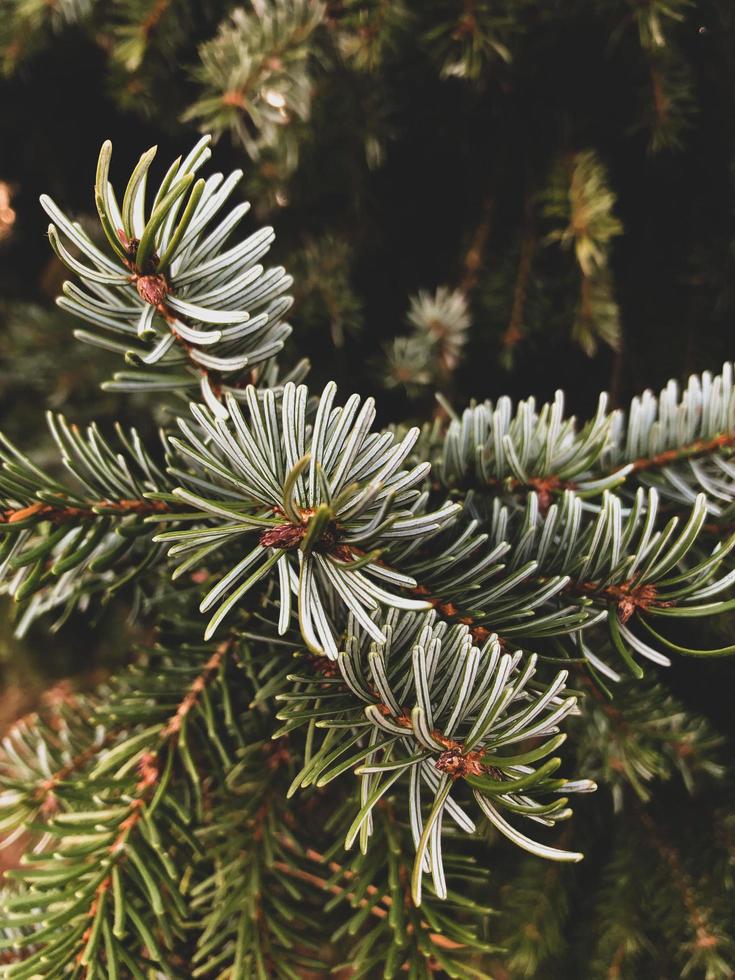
(1, 7), (733, 423)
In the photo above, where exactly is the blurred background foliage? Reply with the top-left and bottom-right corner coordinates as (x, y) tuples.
(1, 0), (733, 421)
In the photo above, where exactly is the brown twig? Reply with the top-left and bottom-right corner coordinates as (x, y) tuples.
(0, 498), (170, 526)
(161, 641), (231, 739)
(276, 839), (466, 951)
(459, 192), (494, 296)
(141, 0), (172, 37)
(635, 801), (720, 953)
(502, 206), (536, 355)
(447, 429), (735, 505)
(75, 639), (234, 970)
(118, 231), (233, 399)
(567, 580), (672, 623)
(629, 432), (735, 474)
(35, 730), (120, 816)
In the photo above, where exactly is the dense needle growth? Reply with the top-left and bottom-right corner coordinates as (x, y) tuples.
(0, 2), (734, 976)
(0, 135), (732, 978)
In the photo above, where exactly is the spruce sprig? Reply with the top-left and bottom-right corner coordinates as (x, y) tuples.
(156, 381), (458, 652)
(41, 138), (294, 412)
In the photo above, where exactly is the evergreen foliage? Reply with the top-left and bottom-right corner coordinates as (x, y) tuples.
(5, 0), (730, 386)
(0, 133), (732, 977)
(1, 2), (735, 976)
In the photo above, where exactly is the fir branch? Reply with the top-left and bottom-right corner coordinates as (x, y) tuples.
(0, 123), (732, 977)
(0, 633), (241, 975)
(41, 138), (295, 412)
(384, 286), (470, 395)
(189, 735), (331, 978)
(0, 0), (91, 76)
(574, 672), (724, 807)
(184, 1), (326, 172)
(459, 191), (494, 295)
(157, 381), (458, 654)
(424, 1), (514, 80)
(439, 362), (735, 514)
(628, 431), (735, 476)
(292, 233), (364, 349)
(277, 607), (593, 904)
(160, 642), (230, 739)
(0, 414), (176, 633)
(322, 801), (497, 978)
(587, 827), (651, 978)
(635, 801), (734, 977)
(494, 852), (571, 978)
(542, 150), (622, 357)
(501, 218), (537, 364)
(331, 0), (409, 74)
(393, 486), (735, 673)
(0, 499), (170, 526)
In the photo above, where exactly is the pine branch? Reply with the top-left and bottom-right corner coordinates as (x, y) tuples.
(0, 629), (243, 976)
(184, 1), (326, 172)
(276, 607), (593, 904)
(155, 381), (458, 653)
(41, 138), (297, 412)
(439, 363), (735, 514)
(0, 414), (177, 633)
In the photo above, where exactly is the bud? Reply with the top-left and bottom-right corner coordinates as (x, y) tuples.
(135, 274), (168, 307)
(260, 522), (307, 550)
(435, 746), (488, 781)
